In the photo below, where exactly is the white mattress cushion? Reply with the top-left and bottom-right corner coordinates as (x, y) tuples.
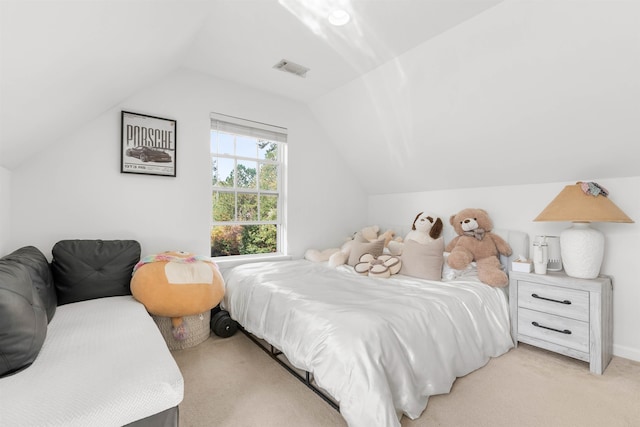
(0, 296), (184, 427)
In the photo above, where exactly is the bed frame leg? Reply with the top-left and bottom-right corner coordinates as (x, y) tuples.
(240, 328), (339, 412)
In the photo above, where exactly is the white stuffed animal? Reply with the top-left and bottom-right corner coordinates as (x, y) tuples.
(304, 225), (400, 267)
(388, 212), (444, 255)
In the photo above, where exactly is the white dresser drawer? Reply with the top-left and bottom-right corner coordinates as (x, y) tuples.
(517, 307), (589, 353)
(509, 271), (613, 374)
(518, 281), (589, 322)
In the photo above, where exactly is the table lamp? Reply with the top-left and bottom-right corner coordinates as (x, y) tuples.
(534, 182), (633, 279)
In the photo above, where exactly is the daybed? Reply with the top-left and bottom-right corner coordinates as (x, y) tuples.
(0, 240), (184, 427)
(221, 230), (528, 427)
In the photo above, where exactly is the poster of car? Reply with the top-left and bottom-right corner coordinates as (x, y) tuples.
(121, 111), (177, 177)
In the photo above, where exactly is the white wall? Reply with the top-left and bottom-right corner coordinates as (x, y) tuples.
(9, 68), (367, 259)
(0, 166), (10, 256)
(368, 176), (640, 361)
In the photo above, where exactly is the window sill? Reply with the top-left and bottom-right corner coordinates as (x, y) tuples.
(212, 254), (293, 271)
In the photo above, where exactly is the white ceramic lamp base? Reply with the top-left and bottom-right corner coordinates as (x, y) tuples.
(560, 223), (604, 279)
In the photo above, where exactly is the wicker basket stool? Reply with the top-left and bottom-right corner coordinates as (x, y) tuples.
(152, 311), (211, 350)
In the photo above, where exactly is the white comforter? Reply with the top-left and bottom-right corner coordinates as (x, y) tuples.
(222, 259), (513, 427)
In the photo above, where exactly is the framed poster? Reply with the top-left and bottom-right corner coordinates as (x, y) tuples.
(121, 111), (177, 177)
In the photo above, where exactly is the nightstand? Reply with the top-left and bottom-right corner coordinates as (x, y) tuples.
(509, 271), (613, 374)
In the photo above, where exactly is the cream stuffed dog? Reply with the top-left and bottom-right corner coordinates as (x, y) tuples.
(388, 212), (444, 255)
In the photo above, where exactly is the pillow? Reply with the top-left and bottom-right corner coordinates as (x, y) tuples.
(1, 246), (57, 322)
(347, 239), (384, 266)
(399, 238), (444, 280)
(51, 239), (141, 305)
(0, 260), (48, 377)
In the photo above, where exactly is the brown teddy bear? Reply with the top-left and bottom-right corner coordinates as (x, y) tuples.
(445, 208), (512, 287)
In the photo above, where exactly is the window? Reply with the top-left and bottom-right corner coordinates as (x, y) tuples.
(210, 113), (287, 258)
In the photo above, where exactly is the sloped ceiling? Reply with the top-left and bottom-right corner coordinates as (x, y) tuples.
(182, 0), (503, 103)
(309, 1), (640, 194)
(0, 0), (209, 169)
(2, 0), (639, 194)
(0, 0), (500, 170)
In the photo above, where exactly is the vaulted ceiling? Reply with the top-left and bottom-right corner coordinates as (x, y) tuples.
(0, 0), (501, 169)
(2, 0), (639, 194)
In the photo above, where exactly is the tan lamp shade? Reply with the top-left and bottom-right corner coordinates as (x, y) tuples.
(534, 183), (634, 223)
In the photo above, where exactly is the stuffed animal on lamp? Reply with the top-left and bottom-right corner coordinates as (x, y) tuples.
(446, 208), (512, 287)
(388, 212), (444, 255)
(131, 251), (225, 340)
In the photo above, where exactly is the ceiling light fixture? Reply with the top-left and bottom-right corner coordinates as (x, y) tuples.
(328, 9), (350, 26)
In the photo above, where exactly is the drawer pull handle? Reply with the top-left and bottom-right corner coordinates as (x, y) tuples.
(531, 293), (571, 305)
(532, 321), (572, 335)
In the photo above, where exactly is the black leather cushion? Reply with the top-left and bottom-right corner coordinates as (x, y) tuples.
(51, 240), (141, 305)
(1, 246), (57, 322)
(0, 260), (48, 377)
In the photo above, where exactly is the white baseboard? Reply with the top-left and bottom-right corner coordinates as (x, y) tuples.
(613, 344), (640, 362)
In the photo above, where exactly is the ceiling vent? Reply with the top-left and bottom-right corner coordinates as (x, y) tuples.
(273, 59), (309, 78)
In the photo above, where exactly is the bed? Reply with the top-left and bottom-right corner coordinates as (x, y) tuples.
(0, 241), (184, 427)
(221, 230), (528, 427)
(0, 296), (184, 427)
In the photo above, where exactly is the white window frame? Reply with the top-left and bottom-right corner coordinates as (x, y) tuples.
(210, 112), (287, 261)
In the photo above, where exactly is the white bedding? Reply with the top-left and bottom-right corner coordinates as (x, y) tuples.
(223, 259), (513, 427)
(0, 296), (184, 427)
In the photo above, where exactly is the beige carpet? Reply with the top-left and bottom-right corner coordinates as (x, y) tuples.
(172, 332), (640, 427)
